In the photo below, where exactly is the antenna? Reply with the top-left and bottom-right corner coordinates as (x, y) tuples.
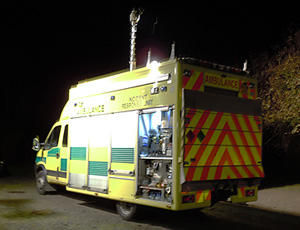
(152, 17), (158, 35)
(169, 42), (175, 60)
(129, 8), (143, 71)
(146, 49), (151, 67)
(243, 59), (248, 71)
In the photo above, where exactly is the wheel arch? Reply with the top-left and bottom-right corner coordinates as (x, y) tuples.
(34, 163), (47, 177)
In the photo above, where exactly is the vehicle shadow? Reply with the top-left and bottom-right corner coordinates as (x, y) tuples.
(135, 203), (300, 230)
(57, 189), (300, 230)
(4, 166), (299, 230)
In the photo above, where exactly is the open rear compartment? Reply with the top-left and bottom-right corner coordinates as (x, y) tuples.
(136, 106), (174, 204)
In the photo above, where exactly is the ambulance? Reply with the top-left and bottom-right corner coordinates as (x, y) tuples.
(32, 55), (264, 220)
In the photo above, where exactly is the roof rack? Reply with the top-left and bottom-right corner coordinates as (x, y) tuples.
(179, 57), (250, 76)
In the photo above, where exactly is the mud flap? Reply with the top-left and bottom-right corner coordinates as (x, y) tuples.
(230, 186), (258, 203)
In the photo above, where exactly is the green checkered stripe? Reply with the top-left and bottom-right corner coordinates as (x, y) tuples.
(61, 158), (67, 171)
(88, 161), (108, 176)
(70, 147), (86, 160)
(35, 156), (46, 164)
(48, 148), (60, 157)
(111, 148), (134, 164)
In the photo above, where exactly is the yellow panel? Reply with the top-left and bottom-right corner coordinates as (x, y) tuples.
(46, 157), (58, 171)
(89, 147), (109, 161)
(109, 178), (134, 200)
(69, 160), (87, 174)
(47, 175), (67, 185)
(60, 148), (69, 159)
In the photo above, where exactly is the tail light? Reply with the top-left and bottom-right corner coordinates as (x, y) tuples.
(182, 195), (195, 204)
(245, 189), (255, 197)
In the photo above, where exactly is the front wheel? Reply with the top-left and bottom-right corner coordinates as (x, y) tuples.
(116, 202), (138, 220)
(36, 170), (48, 195)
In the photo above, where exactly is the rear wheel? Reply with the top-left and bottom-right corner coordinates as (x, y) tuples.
(116, 202), (138, 220)
(36, 170), (48, 195)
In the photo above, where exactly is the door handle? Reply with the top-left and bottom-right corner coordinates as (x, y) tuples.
(55, 148), (60, 159)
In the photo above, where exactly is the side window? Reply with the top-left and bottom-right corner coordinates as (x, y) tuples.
(62, 125), (68, 147)
(46, 126), (61, 149)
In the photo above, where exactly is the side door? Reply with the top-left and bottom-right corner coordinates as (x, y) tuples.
(87, 115), (110, 193)
(58, 124), (69, 184)
(109, 111), (138, 200)
(44, 124), (68, 184)
(43, 125), (62, 183)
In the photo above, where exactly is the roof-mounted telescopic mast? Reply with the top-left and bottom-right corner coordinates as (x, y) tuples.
(129, 8), (143, 71)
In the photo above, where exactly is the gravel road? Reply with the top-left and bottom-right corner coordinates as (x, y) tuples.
(1, 171), (300, 230)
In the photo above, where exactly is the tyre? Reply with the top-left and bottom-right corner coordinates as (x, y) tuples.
(116, 202), (138, 221)
(36, 170), (48, 195)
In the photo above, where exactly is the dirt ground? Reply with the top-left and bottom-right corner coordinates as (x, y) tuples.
(1, 170), (300, 230)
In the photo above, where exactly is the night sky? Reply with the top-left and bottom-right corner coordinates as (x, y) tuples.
(1, 2), (299, 163)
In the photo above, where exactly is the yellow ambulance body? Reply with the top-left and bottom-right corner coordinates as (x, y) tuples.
(33, 58), (264, 219)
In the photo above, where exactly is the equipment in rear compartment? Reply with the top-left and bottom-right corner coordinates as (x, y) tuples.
(138, 109), (173, 158)
(138, 108), (173, 202)
(141, 160), (172, 202)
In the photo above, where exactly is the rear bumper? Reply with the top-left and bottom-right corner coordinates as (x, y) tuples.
(177, 178), (261, 210)
(182, 178), (261, 192)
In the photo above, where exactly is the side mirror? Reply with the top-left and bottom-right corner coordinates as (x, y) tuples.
(44, 143), (50, 150)
(32, 136), (41, 152)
